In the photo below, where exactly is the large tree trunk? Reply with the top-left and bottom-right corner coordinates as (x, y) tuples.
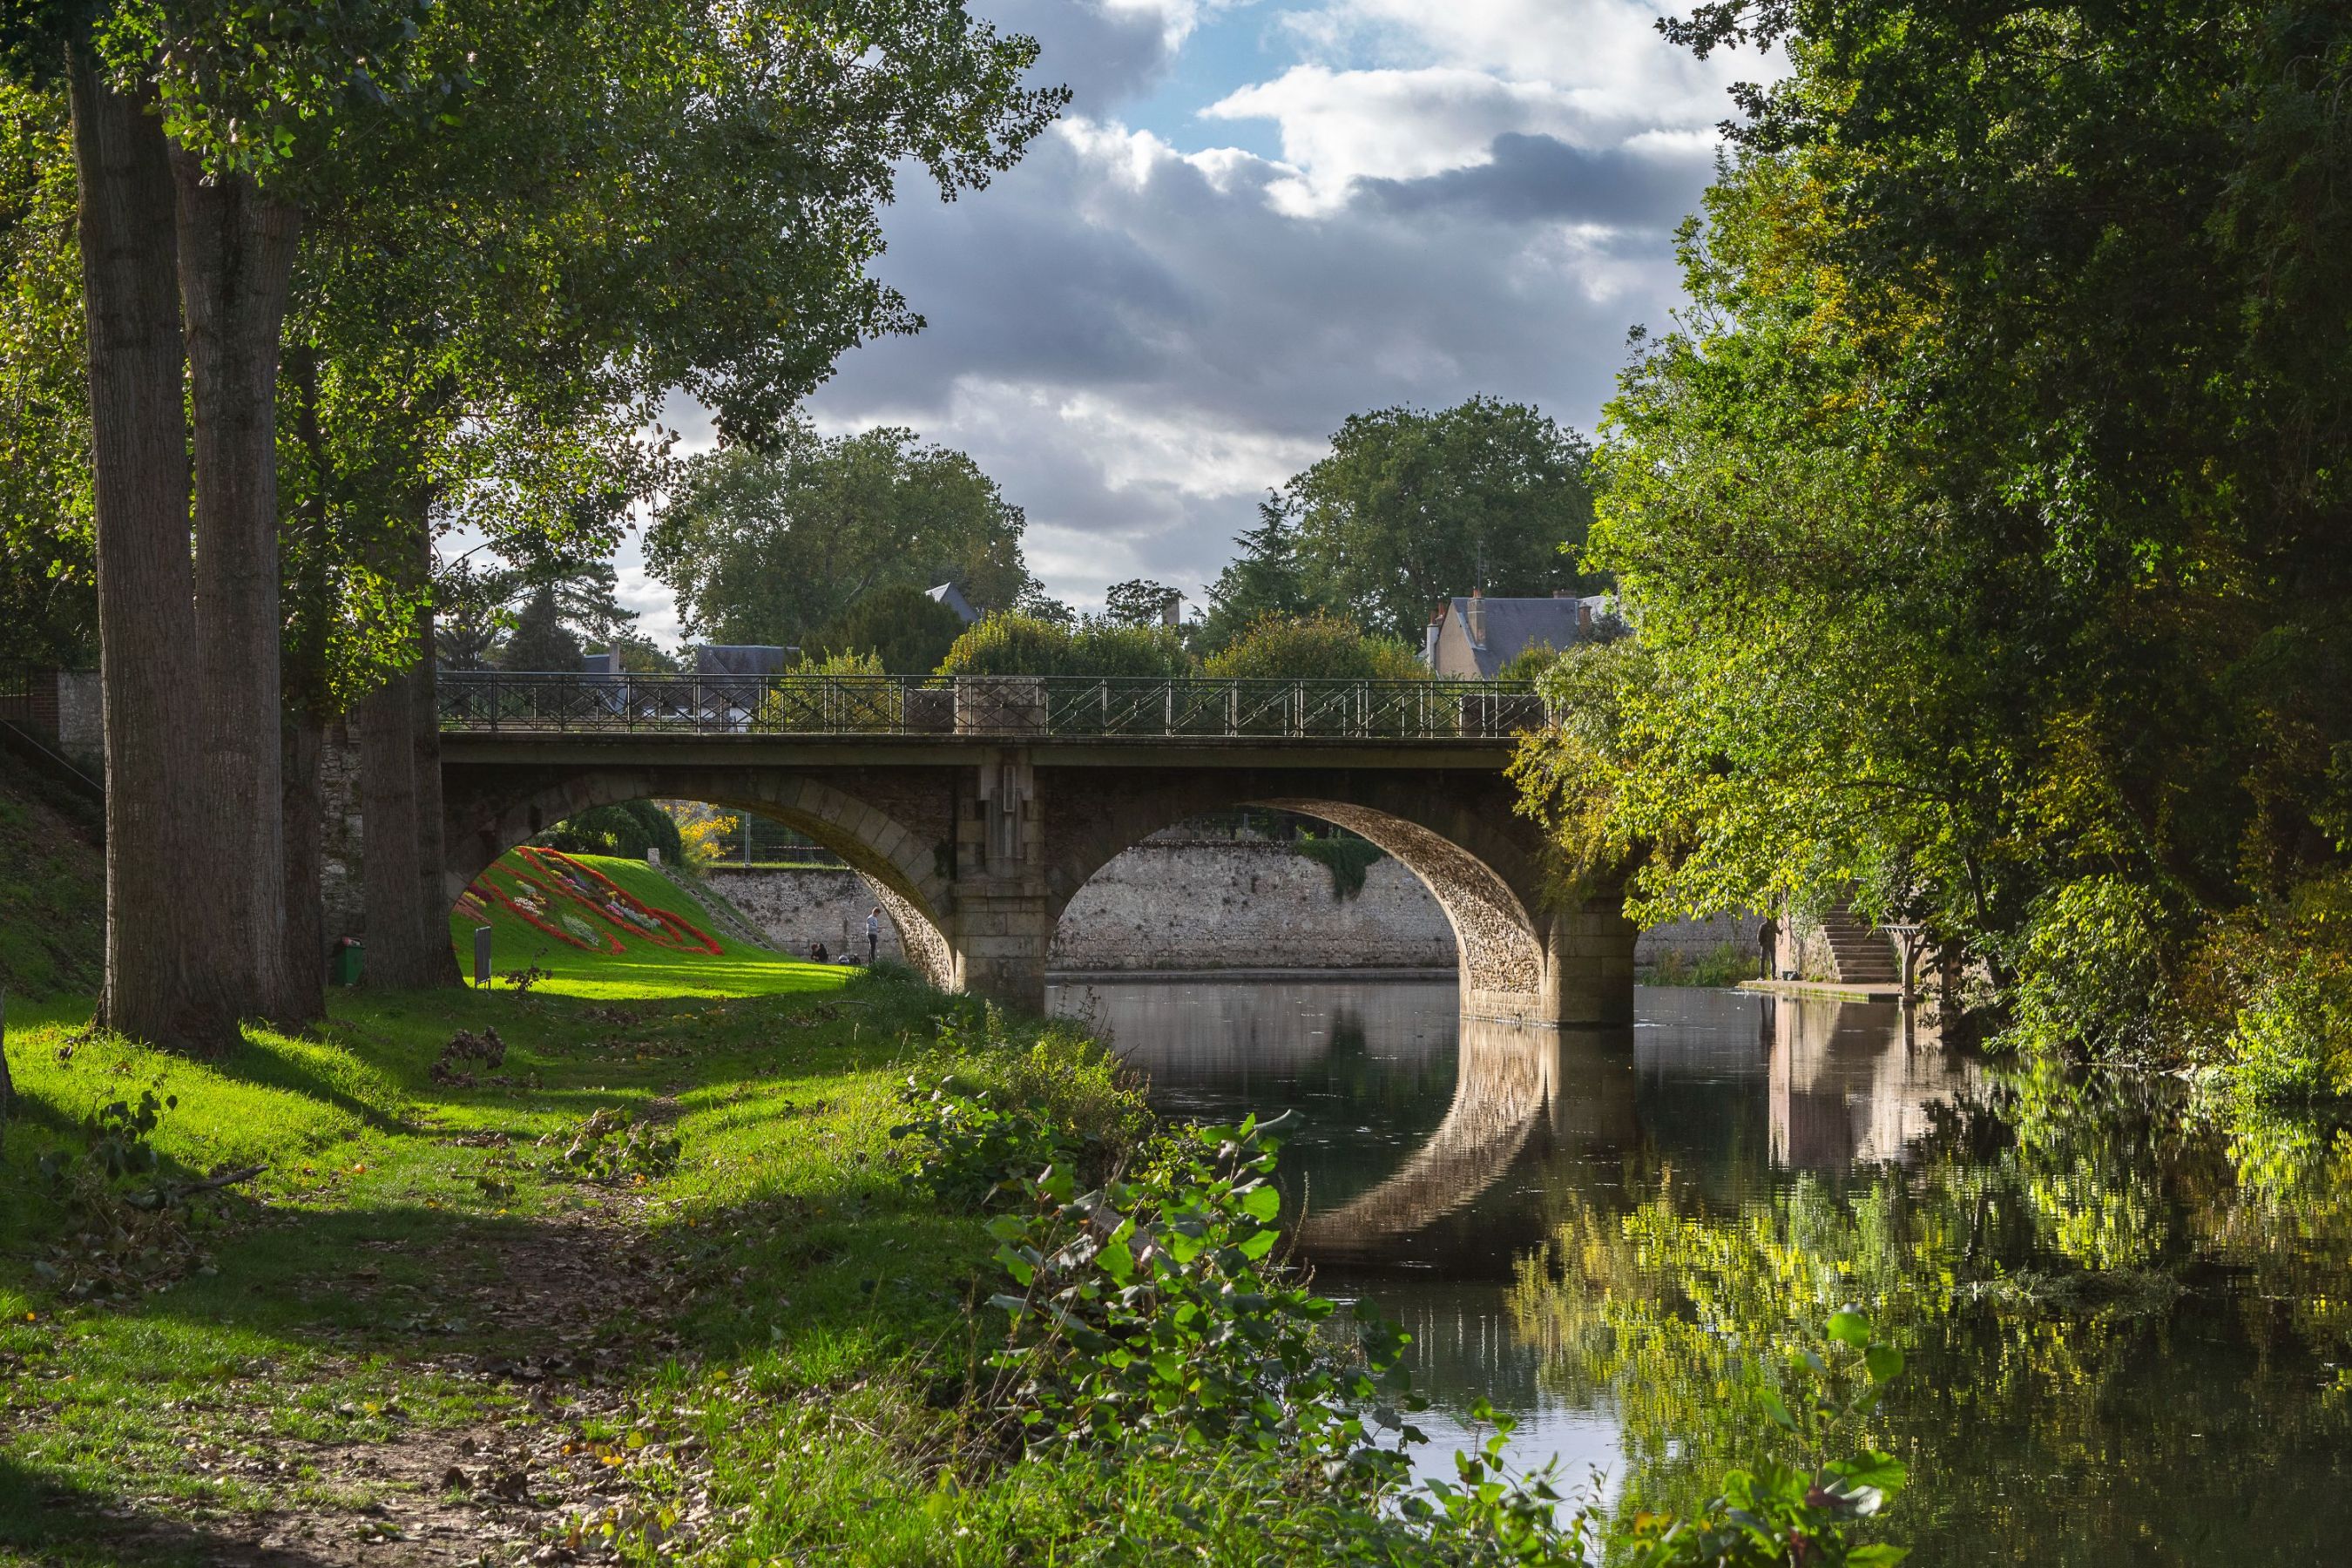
(68, 56), (240, 1053)
(276, 343), (334, 1023)
(173, 151), (302, 1021)
(358, 665), (434, 988)
(280, 714), (328, 1018)
(412, 590), (463, 986)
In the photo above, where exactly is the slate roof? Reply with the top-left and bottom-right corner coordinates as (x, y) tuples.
(928, 582), (980, 624)
(1437, 595), (1619, 678)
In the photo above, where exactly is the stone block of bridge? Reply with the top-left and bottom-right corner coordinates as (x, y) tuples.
(942, 889), (1055, 1010)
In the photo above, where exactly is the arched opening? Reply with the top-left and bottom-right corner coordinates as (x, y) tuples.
(1040, 778), (1569, 1023)
(1047, 809), (1460, 974)
(441, 768), (957, 990)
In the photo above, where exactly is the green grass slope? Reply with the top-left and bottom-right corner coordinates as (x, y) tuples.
(0, 745), (103, 1001)
(449, 848), (833, 999)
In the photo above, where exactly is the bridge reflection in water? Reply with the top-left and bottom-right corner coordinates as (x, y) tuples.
(1045, 977), (1980, 1488)
(1056, 979), (1976, 1276)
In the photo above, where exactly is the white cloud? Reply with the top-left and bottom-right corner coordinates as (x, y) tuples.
(1285, 0), (1766, 126)
(1206, 65), (1585, 212)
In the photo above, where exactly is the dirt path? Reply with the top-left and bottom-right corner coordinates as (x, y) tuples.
(64, 1104), (728, 1568)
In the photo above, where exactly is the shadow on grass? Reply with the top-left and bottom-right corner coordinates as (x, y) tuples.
(0, 1453), (339, 1568)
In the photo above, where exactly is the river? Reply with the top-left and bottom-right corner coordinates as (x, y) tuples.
(1044, 976), (2352, 1565)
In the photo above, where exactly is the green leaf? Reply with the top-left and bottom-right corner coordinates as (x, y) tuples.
(1845, 1546), (1909, 1565)
(1826, 1309), (1871, 1348)
(1865, 1343), (1904, 1383)
(1756, 1386), (1796, 1432)
(1239, 1184), (1281, 1222)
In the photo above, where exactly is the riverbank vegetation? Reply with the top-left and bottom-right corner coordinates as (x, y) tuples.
(3, 944), (1916, 1564)
(1513, 1), (2352, 1099)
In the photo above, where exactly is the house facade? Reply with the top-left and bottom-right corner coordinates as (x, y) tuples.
(1423, 590), (1619, 678)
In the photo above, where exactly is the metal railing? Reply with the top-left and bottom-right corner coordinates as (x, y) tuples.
(438, 672), (1551, 741)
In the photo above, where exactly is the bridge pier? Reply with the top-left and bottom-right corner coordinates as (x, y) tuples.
(941, 889), (1053, 1012)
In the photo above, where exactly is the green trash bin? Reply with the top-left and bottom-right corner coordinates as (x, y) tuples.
(330, 937), (364, 987)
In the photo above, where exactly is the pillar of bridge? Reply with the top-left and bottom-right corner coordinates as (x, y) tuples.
(1457, 887), (1638, 1028)
(1540, 890), (1641, 1026)
(940, 750), (1056, 1011)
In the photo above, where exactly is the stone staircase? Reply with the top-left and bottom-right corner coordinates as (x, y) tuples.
(1817, 906), (1902, 986)
(652, 861), (776, 951)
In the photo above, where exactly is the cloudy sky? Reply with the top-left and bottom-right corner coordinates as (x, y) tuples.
(622, 0), (1769, 641)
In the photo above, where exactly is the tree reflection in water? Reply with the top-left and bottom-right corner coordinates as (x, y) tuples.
(1055, 980), (2352, 1564)
(1512, 1040), (2352, 1564)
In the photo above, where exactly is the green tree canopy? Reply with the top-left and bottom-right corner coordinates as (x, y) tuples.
(1283, 395), (1598, 643)
(1196, 496), (1314, 656)
(806, 583), (969, 674)
(1523, 0), (2352, 1059)
(1102, 578), (1182, 628)
(1199, 612), (1426, 682)
(936, 612), (1193, 679)
(647, 422), (1036, 650)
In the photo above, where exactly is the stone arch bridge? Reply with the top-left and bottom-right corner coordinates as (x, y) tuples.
(433, 672), (1636, 1027)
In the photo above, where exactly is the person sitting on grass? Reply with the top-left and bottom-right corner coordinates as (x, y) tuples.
(810, 939), (828, 963)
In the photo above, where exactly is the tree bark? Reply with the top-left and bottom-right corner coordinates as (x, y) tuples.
(277, 343), (334, 1023)
(67, 55), (240, 1053)
(173, 149), (303, 1021)
(280, 713), (328, 1018)
(358, 664), (433, 988)
(412, 587), (463, 986)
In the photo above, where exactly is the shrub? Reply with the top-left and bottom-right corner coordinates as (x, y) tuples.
(2223, 959), (2352, 1101)
(536, 800), (685, 863)
(937, 612), (1194, 679)
(1996, 876), (2173, 1061)
(1293, 831), (1384, 900)
(1200, 612), (1427, 681)
(1646, 942), (1759, 988)
(977, 1113), (1416, 1472)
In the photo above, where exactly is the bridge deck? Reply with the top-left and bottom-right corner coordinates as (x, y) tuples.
(439, 672), (1547, 747)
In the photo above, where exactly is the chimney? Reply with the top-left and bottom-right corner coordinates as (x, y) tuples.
(1424, 605), (1443, 668)
(1553, 588), (1571, 598)
(1161, 591), (1181, 628)
(1466, 589), (1486, 650)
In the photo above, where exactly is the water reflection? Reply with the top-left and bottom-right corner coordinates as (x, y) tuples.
(1048, 977), (2352, 1565)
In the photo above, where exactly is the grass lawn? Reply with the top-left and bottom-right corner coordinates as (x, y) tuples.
(0, 855), (1151, 1566)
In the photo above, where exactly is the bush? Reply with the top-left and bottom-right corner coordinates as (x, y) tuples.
(1646, 942), (1759, 988)
(975, 1112), (1416, 1472)
(536, 800), (685, 863)
(1996, 876), (2173, 1061)
(2223, 959), (2352, 1101)
(938, 612), (1194, 679)
(1293, 831), (1384, 900)
(1200, 612), (1426, 681)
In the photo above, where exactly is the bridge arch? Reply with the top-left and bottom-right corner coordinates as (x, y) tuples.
(1036, 765), (1632, 1026)
(441, 765), (957, 989)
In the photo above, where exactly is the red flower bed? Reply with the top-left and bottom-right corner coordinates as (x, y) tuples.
(465, 847), (723, 957)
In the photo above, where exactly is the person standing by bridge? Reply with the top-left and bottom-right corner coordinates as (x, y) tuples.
(866, 907), (882, 965)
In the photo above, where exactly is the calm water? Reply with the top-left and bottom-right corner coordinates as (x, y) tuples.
(1044, 977), (2352, 1565)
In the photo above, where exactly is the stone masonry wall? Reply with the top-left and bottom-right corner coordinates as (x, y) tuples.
(711, 838), (1754, 974)
(707, 865), (909, 963)
(1054, 840), (1455, 970)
